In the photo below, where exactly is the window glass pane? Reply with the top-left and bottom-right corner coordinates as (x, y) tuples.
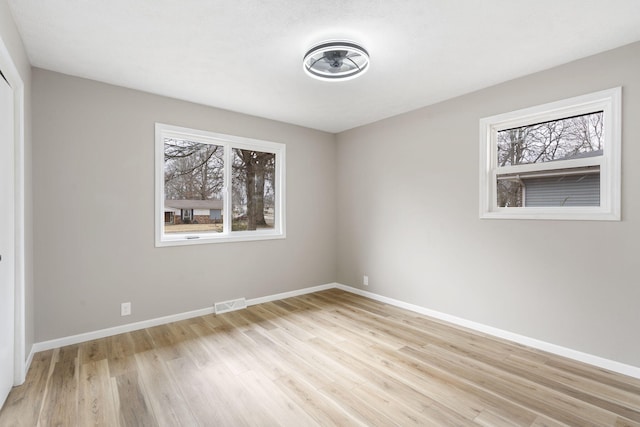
(497, 179), (524, 207)
(497, 111), (604, 167)
(232, 148), (276, 231)
(497, 167), (600, 207)
(164, 138), (224, 235)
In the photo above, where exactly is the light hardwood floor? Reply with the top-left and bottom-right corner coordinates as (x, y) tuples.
(1, 289), (639, 426)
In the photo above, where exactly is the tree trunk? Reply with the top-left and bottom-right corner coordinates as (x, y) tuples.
(246, 161), (257, 230)
(255, 164), (267, 226)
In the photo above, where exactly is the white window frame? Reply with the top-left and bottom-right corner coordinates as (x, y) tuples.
(155, 123), (286, 246)
(479, 87), (621, 221)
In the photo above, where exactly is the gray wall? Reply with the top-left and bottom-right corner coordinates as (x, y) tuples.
(0, 0), (33, 370)
(336, 42), (640, 367)
(33, 69), (337, 341)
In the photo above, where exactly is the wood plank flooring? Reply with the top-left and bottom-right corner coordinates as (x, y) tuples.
(1, 289), (639, 426)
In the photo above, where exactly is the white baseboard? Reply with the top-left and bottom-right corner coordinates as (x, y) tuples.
(13, 345), (36, 387)
(32, 306), (215, 353)
(29, 281), (640, 380)
(25, 346), (34, 374)
(31, 283), (338, 354)
(335, 283), (640, 380)
(247, 283), (336, 306)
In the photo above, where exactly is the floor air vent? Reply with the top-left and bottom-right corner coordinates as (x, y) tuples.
(214, 298), (247, 314)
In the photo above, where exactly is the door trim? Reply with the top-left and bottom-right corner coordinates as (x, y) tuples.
(0, 33), (27, 385)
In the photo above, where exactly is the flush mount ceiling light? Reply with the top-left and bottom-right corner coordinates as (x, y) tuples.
(303, 41), (370, 81)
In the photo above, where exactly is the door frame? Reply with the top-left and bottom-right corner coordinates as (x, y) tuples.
(0, 33), (27, 385)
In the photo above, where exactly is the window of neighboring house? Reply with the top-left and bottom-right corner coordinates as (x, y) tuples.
(155, 123), (286, 246)
(479, 87), (621, 220)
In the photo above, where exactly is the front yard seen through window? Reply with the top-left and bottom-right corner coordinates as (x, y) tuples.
(479, 87), (621, 220)
(156, 124), (285, 246)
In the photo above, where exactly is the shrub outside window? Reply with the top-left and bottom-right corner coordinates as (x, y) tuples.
(155, 123), (286, 246)
(479, 87), (621, 220)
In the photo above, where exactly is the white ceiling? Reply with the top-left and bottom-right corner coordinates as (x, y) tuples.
(8, 1), (640, 133)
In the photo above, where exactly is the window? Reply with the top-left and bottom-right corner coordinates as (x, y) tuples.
(155, 123), (286, 246)
(479, 87), (621, 220)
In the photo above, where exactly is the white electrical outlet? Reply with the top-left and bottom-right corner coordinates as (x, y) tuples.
(121, 302), (131, 316)
(363, 275), (369, 286)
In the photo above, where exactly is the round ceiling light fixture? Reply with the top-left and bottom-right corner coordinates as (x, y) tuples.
(303, 40), (370, 81)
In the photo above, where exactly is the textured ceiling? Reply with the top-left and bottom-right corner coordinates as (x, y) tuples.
(8, 0), (640, 133)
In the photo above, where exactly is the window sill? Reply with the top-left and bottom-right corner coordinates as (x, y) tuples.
(480, 207), (620, 221)
(156, 231), (286, 247)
